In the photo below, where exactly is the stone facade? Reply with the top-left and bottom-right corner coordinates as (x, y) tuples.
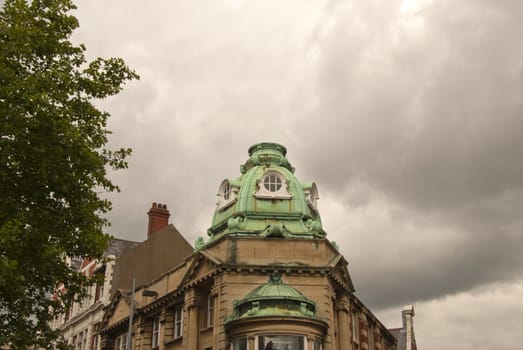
(100, 234), (397, 350)
(99, 143), (401, 350)
(51, 238), (139, 350)
(51, 202), (193, 350)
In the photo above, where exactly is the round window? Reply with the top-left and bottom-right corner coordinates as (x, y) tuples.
(263, 174), (282, 192)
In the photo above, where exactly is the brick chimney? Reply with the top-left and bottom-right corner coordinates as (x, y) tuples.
(147, 202), (170, 238)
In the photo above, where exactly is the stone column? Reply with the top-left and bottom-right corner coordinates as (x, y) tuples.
(335, 294), (351, 350)
(158, 308), (169, 350)
(248, 335), (255, 350)
(185, 289), (200, 350)
(307, 335), (314, 350)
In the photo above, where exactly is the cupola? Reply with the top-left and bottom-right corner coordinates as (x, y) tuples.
(208, 142), (325, 240)
(226, 273), (318, 321)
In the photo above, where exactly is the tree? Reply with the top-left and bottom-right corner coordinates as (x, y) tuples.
(0, 0), (138, 348)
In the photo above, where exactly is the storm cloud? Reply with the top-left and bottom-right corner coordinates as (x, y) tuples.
(62, 0), (523, 348)
(294, 0), (523, 310)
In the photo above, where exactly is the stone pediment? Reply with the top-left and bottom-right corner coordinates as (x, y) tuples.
(180, 250), (223, 289)
(328, 254), (355, 293)
(101, 289), (133, 332)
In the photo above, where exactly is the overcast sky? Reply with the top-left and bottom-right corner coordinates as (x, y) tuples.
(68, 0), (523, 349)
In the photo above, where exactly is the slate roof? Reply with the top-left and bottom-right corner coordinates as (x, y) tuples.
(388, 306), (416, 350)
(389, 328), (406, 350)
(104, 238), (140, 257)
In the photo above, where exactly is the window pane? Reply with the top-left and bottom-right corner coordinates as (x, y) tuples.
(258, 335), (304, 350)
(92, 335), (98, 350)
(152, 317), (160, 347)
(232, 337), (247, 350)
(263, 174), (283, 192)
(174, 306), (183, 338)
(207, 295), (214, 327)
(352, 312), (359, 342)
(223, 183), (230, 200)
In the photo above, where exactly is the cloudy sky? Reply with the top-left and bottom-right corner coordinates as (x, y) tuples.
(69, 0), (523, 349)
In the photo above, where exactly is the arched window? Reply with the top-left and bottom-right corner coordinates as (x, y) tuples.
(217, 180), (238, 210)
(223, 181), (231, 200)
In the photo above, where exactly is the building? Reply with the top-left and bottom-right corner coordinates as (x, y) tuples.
(51, 238), (139, 350)
(52, 202), (194, 350)
(110, 203), (195, 296)
(99, 142), (403, 350)
(389, 306), (417, 350)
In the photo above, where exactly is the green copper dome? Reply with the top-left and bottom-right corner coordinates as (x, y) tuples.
(226, 273), (318, 322)
(241, 274), (310, 304)
(208, 142), (324, 239)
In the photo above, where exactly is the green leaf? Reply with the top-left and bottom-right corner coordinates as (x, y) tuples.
(0, 0), (139, 348)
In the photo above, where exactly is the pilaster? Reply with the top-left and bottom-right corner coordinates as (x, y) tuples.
(335, 294), (352, 350)
(184, 289), (200, 350)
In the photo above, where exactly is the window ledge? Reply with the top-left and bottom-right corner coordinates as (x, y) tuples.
(165, 336), (183, 346)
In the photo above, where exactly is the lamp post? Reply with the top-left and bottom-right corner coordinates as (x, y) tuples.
(126, 278), (135, 350)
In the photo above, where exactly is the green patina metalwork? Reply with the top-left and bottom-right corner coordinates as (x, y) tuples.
(226, 273), (319, 323)
(194, 236), (205, 250)
(208, 142), (325, 240)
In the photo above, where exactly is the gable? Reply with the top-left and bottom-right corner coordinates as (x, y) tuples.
(109, 296), (132, 328)
(101, 290), (133, 332)
(328, 255), (355, 293)
(111, 224), (194, 296)
(181, 251), (222, 288)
